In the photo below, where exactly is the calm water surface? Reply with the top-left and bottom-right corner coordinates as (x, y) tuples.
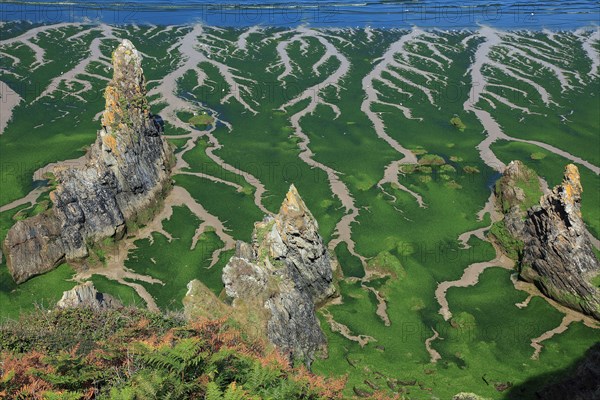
(1, 0), (599, 28)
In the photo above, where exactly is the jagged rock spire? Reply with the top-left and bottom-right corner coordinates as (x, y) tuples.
(556, 164), (583, 218)
(279, 184), (307, 215)
(222, 185), (336, 365)
(521, 164), (600, 319)
(3, 40), (172, 284)
(495, 162), (599, 320)
(100, 39), (156, 162)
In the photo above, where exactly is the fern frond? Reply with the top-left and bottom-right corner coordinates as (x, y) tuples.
(205, 381), (224, 400)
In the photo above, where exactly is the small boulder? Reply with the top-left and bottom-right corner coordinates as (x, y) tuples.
(56, 281), (122, 310)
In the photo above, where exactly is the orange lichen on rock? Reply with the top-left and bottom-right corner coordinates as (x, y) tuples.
(277, 184), (311, 234)
(101, 86), (120, 128)
(562, 164), (583, 206)
(283, 184), (305, 211)
(102, 133), (119, 155)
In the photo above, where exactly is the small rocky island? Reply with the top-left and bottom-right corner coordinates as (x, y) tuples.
(3, 40), (173, 283)
(222, 184), (337, 366)
(494, 161), (600, 320)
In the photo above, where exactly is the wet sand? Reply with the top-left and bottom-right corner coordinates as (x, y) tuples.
(509, 275), (599, 359)
(435, 191), (509, 321)
(515, 294), (533, 309)
(276, 28), (367, 267)
(575, 28), (600, 79)
(363, 284), (390, 326)
(151, 25), (270, 214)
(178, 171), (244, 192)
(361, 28), (425, 164)
(235, 26), (261, 52)
(529, 315), (577, 360)
(424, 328), (442, 363)
(75, 185), (236, 311)
(435, 250), (514, 321)
(377, 160), (426, 208)
(0, 155), (87, 213)
(436, 182), (599, 356)
(168, 185), (236, 267)
(363, 29), (457, 207)
(34, 25), (115, 102)
(0, 187), (46, 213)
(0, 81), (22, 134)
(458, 193), (499, 249)
(321, 305), (376, 348)
(0, 22), (79, 69)
(464, 26), (599, 174)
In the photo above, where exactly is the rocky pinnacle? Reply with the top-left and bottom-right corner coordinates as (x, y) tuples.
(222, 184), (337, 366)
(520, 164), (600, 319)
(3, 39), (173, 284)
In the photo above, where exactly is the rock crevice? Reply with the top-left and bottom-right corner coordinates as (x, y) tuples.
(3, 39), (173, 284)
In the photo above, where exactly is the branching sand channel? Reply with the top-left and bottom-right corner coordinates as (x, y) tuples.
(463, 26), (599, 174)
(0, 23), (111, 134)
(76, 186), (235, 311)
(150, 25), (269, 215)
(274, 28), (366, 268)
(363, 28), (461, 208)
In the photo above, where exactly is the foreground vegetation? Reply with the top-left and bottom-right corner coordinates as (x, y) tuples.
(0, 307), (346, 399)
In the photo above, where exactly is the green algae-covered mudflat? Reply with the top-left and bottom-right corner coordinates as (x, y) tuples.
(0, 23), (598, 399)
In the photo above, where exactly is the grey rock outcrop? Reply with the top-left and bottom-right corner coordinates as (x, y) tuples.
(494, 160), (542, 237)
(56, 281), (122, 310)
(3, 40), (172, 284)
(520, 164), (600, 319)
(495, 162), (600, 320)
(222, 185), (336, 366)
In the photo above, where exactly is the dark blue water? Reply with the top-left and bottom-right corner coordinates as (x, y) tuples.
(1, 0), (599, 28)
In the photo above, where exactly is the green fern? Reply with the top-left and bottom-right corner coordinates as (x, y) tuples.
(223, 382), (251, 400)
(243, 362), (282, 392)
(41, 391), (84, 400)
(32, 351), (105, 391)
(104, 369), (194, 399)
(205, 381), (224, 400)
(0, 308), (342, 399)
(135, 338), (207, 380)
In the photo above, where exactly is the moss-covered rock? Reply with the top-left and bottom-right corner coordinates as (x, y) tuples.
(488, 221), (523, 261)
